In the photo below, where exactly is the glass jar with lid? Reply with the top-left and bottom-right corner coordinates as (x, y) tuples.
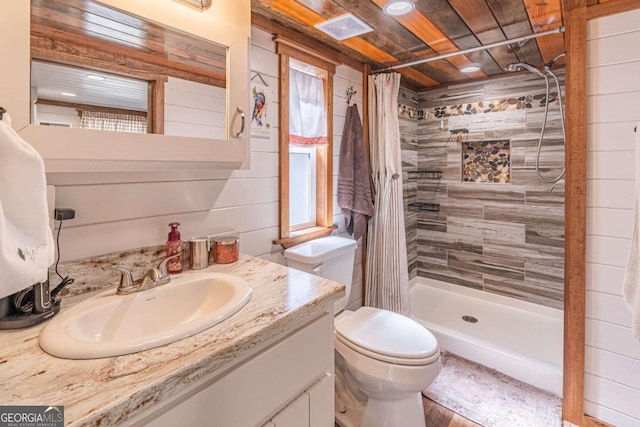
(212, 233), (239, 264)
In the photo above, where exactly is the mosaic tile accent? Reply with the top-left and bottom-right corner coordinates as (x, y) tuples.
(419, 92), (559, 120)
(398, 103), (418, 119)
(462, 140), (510, 183)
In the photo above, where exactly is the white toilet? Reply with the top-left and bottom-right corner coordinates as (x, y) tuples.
(284, 236), (441, 427)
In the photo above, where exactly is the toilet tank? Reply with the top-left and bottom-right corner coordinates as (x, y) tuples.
(284, 236), (358, 313)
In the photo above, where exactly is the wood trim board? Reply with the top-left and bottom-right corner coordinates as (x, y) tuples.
(278, 54), (291, 240)
(149, 79), (165, 134)
(318, 73), (334, 227)
(563, 2), (587, 424)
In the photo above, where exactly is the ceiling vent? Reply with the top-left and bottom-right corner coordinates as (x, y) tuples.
(315, 13), (373, 41)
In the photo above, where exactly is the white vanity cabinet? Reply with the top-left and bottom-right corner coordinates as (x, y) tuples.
(266, 392), (308, 427)
(129, 313), (335, 427)
(264, 373), (333, 427)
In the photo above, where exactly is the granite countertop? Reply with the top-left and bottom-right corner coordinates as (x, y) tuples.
(0, 255), (344, 426)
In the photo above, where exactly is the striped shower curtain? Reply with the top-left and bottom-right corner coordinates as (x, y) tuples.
(365, 72), (411, 316)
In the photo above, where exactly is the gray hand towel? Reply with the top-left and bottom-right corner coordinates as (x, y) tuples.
(337, 104), (374, 240)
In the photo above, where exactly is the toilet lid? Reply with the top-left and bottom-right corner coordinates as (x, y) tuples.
(335, 307), (439, 360)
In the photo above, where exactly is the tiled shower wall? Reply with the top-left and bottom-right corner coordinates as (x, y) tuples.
(399, 87), (419, 281)
(404, 71), (566, 309)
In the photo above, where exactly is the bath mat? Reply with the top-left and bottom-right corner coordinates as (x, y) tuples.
(423, 352), (562, 427)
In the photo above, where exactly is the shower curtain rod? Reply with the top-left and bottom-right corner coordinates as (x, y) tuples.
(372, 27), (566, 73)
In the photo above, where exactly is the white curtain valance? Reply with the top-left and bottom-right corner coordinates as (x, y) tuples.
(289, 68), (327, 145)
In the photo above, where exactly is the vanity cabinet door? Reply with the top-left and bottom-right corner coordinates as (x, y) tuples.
(268, 373), (334, 427)
(309, 374), (333, 427)
(271, 392), (310, 427)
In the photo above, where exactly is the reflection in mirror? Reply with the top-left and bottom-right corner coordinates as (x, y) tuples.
(32, 61), (149, 132)
(30, 0), (227, 138)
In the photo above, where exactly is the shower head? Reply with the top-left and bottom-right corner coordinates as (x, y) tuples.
(505, 62), (545, 77)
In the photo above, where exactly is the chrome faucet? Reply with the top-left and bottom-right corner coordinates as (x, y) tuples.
(114, 253), (181, 295)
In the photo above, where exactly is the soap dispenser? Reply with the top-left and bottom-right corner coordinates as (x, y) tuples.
(166, 222), (183, 274)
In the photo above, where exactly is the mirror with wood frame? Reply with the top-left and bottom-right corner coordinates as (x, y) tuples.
(30, 0), (227, 138)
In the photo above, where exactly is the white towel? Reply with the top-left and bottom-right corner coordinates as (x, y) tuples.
(0, 113), (54, 299)
(623, 122), (640, 340)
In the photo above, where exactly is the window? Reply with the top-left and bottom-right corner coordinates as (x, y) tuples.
(274, 38), (338, 247)
(288, 63), (325, 231)
(289, 145), (317, 230)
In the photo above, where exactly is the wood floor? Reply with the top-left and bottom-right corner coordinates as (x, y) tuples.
(423, 396), (483, 427)
(336, 397), (483, 427)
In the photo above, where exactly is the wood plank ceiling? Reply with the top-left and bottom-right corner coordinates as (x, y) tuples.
(252, 0), (566, 90)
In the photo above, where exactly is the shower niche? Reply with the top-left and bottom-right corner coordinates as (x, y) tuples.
(462, 140), (510, 183)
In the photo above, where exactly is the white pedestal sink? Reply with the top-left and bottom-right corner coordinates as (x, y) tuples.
(39, 272), (252, 359)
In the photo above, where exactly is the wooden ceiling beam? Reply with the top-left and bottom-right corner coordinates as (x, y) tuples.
(523, 0), (566, 64)
(369, 0), (487, 79)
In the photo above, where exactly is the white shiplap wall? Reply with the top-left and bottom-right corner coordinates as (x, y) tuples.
(585, 8), (640, 426)
(164, 77), (226, 139)
(35, 104), (80, 128)
(54, 26), (364, 309)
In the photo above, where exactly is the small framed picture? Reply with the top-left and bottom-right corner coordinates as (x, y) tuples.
(250, 83), (273, 140)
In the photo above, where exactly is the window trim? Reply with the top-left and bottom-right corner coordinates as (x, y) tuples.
(274, 38), (338, 247)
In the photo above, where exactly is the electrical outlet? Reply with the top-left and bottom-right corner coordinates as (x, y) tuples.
(54, 208), (75, 221)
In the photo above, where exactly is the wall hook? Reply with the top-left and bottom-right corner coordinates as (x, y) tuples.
(346, 86), (357, 105)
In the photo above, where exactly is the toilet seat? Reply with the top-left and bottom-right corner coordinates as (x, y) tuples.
(335, 307), (439, 366)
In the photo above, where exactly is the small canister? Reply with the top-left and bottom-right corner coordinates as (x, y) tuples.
(189, 237), (210, 270)
(212, 233), (239, 264)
